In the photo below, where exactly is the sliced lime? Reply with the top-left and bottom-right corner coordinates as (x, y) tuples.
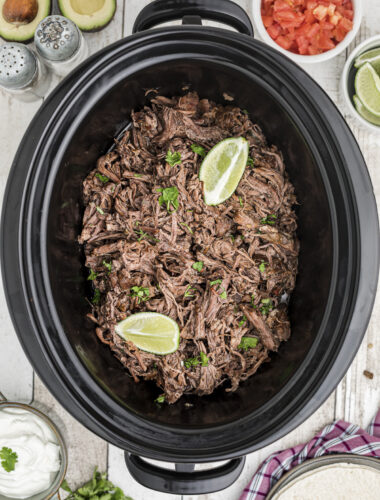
(354, 48), (380, 74)
(355, 63), (380, 117)
(115, 312), (180, 355)
(199, 137), (249, 205)
(353, 95), (380, 126)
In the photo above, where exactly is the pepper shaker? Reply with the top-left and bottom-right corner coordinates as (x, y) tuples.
(0, 43), (51, 101)
(34, 15), (88, 77)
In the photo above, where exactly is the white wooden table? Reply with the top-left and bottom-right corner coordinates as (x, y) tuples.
(1, 1), (379, 499)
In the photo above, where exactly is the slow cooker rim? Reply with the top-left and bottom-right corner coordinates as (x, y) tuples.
(1, 26), (379, 461)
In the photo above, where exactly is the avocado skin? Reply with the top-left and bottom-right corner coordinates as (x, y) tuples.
(0, 0), (51, 43)
(58, 0), (116, 32)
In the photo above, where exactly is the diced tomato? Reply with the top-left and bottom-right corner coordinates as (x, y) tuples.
(313, 5), (328, 20)
(261, 0), (354, 55)
(262, 15), (274, 27)
(276, 35), (293, 49)
(267, 23), (282, 39)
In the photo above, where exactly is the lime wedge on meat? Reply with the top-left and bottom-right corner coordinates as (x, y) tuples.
(199, 137), (249, 205)
(355, 63), (380, 117)
(115, 312), (180, 355)
(354, 48), (380, 73)
(353, 95), (380, 126)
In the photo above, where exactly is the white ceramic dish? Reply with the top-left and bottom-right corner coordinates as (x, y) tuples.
(253, 0), (362, 64)
(341, 34), (380, 133)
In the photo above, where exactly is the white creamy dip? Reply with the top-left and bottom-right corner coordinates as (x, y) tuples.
(0, 407), (61, 498)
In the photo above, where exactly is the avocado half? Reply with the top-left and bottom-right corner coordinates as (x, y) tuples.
(58, 0), (116, 32)
(0, 0), (51, 42)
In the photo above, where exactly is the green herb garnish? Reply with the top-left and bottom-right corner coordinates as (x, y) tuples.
(230, 234), (236, 243)
(239, 196), (244, 207)
(61, 467), (133, 499)
(180, 222), (194, 234)
(200, 351), (209, 366)
(260, 298), (273, 315)
(158, 186), (179, 213)
(191, 144), (206, 157)
(166, 150), (181, 167)
(155, 395), (165, 404)
(238, 315), (247, 327)
(184, 285), (196, 298)
(92, 289), (101, 305)
(135, 228), (159, 243)
(210, 279), (222, 286)
(259, 261), (266, 273)
(220, 290), (227, 299)
(103, 260), (112, 274)
(0, 447), (18, 473)
(87, 269), (98, 281)
(260, 214), (277, 225)
(96, 206), (104, 215)
(95, 173), (109, 183)
(133, 174), (142, 178)
(247, 157), (254, 167)
(192, 261), (204, 272)
(238, 337), (258, 351)
(184, 353), (209, 368)
(130, 286), (150, 304)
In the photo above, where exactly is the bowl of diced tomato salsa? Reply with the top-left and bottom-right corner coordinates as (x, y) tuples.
(254, 0), (362, 63)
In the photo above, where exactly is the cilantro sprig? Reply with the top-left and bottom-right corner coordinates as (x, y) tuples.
(0, 447), (18, 472)
(165, 150), (181, 167)
(130, 286), (150, 304)
(61, 468), (133, 500)
(158, 186), (179, 213)
(238, 337), (258, 351)
(192, 261), (204, 272)
(87, 269), (98, 281)
(95, 173), (109, 183)
(260, 298), (273, 315)
(210, 279), (227, 300)
(191, 144), (206, 157)
(184, 352), (209, 368)
(260, 214), (277, 225)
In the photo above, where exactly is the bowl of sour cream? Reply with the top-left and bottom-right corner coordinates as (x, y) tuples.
(0, 401), (67, 500)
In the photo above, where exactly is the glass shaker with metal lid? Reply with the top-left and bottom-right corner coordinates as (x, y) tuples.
(34, 15), (88, 77)
(0, 43), (51, 101)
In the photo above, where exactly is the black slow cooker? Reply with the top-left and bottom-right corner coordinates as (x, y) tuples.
(1, 0), (379, 495)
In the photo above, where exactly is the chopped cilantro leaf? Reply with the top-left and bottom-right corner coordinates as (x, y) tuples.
(92, 289), (101, 305)
(96, 206), (104, 215)
(0, 447), (18, 472)
(200, 351), (209, 366)
(96, 173), (109, 183)
(260, 214), (277, 225)
(239, 196), (244, 207)
(259, 261), (266, 273)
(158, 186), (179, 213)
(184, 284), (196, 298)
(130, 286), (150, 304)
(155, 395), (165, 404)
(87, 269), (98, 281)
(238, 337), (258, 351)
(103, 260), (112, 273)
(166, 150), (181, 167)
(238, 315), (247, 327)
(192, 261), (204, 272)
(191, 144), (206, 157)
(180, 222), (193, 234)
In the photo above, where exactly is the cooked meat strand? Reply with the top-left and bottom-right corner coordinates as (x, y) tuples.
(80, 92), (299, 403)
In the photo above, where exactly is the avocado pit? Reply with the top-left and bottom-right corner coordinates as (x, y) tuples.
(2, 0), (38, 25)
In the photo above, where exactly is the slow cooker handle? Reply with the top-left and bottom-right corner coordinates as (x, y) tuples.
(133, 0), (254, 36)
(125, 453), (246, 495)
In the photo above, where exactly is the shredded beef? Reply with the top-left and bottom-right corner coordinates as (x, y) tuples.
(79, 92), (299, 403)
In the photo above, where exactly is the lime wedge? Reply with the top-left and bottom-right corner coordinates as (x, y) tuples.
(115, 312), (180, 355)
(355, 62), (380, 117)
(354, 48), (380, 73)
(199, 137), (249, 205)
(353, 95), (380, 126)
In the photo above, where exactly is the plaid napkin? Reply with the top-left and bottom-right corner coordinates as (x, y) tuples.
(240, 410), (380, 499)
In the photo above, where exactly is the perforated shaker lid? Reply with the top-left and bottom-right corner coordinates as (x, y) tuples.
(0, 43), (37, 90)
(35, 15), (80, 62)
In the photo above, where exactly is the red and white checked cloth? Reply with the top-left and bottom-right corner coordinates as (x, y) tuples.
(240, 410), (380, 499)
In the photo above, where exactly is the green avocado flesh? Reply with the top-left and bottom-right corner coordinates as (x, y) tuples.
(0, 0), (51, 42)
(58, 0), (116, 31)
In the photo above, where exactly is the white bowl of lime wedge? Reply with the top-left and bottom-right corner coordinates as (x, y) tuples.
(341, 35), (380, 133)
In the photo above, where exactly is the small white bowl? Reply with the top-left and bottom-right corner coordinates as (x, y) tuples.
(341, 35), (380, 133)
(253, 0), (363, 64)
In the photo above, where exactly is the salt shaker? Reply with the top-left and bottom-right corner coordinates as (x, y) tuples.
(0, 43), (51, 101)
(34, 15), (88, 77)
